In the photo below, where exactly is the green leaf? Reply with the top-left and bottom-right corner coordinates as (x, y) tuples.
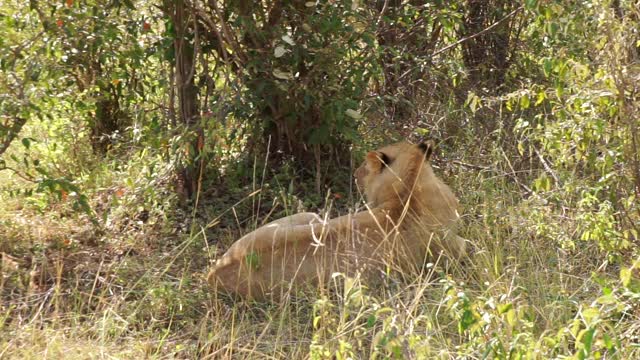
(345, 109), (362, 119)
(543, 59), (553, 77)
(122, 0), (135, 10)
(603, 333), (614, 351)
(245, 251), (261, 270)
(274, 46), (287, 58)
(525, 0), (537, 10)
(555, 81), (564, 98)
(582, 327), (595, 356)
(465, 92), (481, 114)
(581, 307), (599, 324)
(365, 314), (376, 328)
(459, 308), (477, 332)
(520, 94), (530, 109)
(497, 303), (513, 314)
(549, 22), (559, 37)
(535, 90), (546, 105)
(596, 294), (616, 305)
(621, 267), (631, 287)
(273, 69), (294, 80)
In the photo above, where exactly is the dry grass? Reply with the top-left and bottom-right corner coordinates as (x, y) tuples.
(1, 153), (638, 359)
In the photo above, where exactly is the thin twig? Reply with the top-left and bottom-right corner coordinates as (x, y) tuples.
(452, 158), (533, 196)
(451, 160), (489, 171)
(376, 0), (390, 28)
(0, 165), (36, 183)
(209, 0), (247, 64)
(533, 148), (560, 186)
(432, 5), (524, 57)
(500, 148), (533, 195)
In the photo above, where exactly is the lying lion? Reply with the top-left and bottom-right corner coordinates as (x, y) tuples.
(208, 141), (467, 299)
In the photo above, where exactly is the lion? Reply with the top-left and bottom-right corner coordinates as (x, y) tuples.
(207, 141), (467, 299)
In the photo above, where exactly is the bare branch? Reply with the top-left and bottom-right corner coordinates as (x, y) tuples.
(0, 117), (27, 158)
(432, 5), (524, 57)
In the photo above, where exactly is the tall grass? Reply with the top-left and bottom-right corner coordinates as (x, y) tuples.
(0, 136), (638, 359)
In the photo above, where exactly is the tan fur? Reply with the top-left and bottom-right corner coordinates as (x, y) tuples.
(207, 141), (467, 299)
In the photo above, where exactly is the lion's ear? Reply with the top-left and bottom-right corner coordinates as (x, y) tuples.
(418, 140), (435, 161)
(366, 151), (390, 172)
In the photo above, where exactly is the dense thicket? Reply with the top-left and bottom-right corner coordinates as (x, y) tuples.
(1, 0), (638, 358)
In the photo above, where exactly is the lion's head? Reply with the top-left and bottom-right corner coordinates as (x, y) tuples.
(354, 141), (436, 209)
(354, 140), (465, 260)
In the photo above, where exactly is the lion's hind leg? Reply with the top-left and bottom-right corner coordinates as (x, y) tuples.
(208, 219), (326, 299)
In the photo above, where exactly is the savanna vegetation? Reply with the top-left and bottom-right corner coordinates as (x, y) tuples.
(1, 0), (639, 358)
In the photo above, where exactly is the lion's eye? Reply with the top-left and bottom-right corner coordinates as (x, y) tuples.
(380, 152), (392, 167)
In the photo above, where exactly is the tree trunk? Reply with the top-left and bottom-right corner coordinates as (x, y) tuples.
(170, 0), (202, 201)
(0, 117), (27, 158)
(91, 84), (122, 154)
